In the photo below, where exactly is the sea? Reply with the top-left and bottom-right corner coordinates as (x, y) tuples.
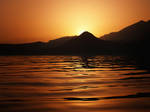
(0, 55), (150, 112)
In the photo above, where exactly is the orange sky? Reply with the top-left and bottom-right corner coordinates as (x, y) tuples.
(0, 0), (150, 43)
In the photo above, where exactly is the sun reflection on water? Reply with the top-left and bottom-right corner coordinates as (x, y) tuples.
(0, 56), (150, 112)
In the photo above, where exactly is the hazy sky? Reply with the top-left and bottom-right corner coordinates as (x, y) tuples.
(0, 0), (150, 43)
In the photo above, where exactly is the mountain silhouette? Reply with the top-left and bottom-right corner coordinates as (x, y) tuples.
(77, 31), (98, 40)
(48, 31), (99, 48)
(47, 36), (75, 48)
(47, 31), (113, 54)
(100, 20), (150, 54)
(0, 20), (150, 55)
(101, 20), (150, 43)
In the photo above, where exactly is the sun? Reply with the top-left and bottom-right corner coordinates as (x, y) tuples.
(76, 27), (88, 35)
(78, 30), (86, 35)
(75, 25), (94, 36)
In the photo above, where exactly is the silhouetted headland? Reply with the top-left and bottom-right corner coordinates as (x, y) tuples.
(0, 20), (150, 56)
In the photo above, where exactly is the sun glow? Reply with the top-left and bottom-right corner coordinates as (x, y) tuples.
(76, 26), (93, 35)
(77, 29), (86, 35)
(1, 0), (150, 43)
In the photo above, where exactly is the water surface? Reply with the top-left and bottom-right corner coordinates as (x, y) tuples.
(0, 55), (150, 112)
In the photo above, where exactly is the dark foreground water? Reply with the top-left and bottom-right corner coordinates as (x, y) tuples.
(0, 55), (150, 112)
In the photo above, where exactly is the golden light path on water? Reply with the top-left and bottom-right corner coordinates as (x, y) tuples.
(0, 56), (150, 112)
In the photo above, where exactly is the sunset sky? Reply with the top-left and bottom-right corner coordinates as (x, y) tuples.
(0, 0), (150, 43)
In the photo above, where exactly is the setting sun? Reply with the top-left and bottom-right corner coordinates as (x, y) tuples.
(76, 28), (88, 35)
(77, 29), (86, 35)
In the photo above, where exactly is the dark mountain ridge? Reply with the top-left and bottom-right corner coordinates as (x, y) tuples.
(100, 20), (150, 55)
(46, 31), (115, 54)
(101, 20), (150, 43)
(0, 20), (150, 55)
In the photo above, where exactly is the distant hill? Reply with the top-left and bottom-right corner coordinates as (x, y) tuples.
(48, 36), (76, 48)
(101, 20), (150, 43)
(0, 20), (150, 55)
(0, 41), (47, 55)
(47, 31), (114, 54)
(47, 31), (100, 49)
(100, 20), (150, 54)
